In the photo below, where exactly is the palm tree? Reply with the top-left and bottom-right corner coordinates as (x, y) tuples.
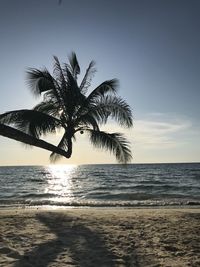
(0, 123), (71, 158)
(0, 52), (133, 163)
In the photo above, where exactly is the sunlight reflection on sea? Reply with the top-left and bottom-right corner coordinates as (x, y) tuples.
(44, 165), (78, 202)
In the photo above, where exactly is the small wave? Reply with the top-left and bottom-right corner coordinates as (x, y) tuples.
(27, 178), (44, 182)
(20, 193), (61, 199)
(1, 199), (200, 209)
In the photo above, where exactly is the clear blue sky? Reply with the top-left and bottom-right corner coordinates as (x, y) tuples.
(0, 0), (200, 165)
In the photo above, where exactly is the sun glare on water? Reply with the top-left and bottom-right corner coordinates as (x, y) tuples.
(45, 164), (78, 202)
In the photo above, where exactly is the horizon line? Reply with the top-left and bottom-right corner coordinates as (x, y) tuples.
(0, 161), (200, 167)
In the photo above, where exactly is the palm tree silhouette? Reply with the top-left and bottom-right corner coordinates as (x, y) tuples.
(0, 52), (133, 163)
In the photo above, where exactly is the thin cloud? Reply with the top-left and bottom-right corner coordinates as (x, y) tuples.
(133, 114), (192, 149)
(102, 114), (193, 149)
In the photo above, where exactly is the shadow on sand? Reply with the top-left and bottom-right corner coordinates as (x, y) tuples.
(13, 212), (123, 267)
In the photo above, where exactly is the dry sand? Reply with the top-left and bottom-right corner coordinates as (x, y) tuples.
(0, 208), (199, 267)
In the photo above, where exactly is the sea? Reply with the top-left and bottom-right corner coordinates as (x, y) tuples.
(0, 163), (200, 209)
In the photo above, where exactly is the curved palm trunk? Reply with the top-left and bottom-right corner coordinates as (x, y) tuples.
(67, 137), (72, 158)
(0, 123), (70, 158)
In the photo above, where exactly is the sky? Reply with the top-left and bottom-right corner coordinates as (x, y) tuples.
(0, 0), (200, 165)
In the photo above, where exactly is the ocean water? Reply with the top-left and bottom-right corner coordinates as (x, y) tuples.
(0, 163), (200, 208)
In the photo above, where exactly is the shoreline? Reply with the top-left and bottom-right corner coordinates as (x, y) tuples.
(0, 207), (199, 266)
(1, 204), (200, 211)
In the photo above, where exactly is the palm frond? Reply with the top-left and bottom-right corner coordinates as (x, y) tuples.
(65, 68), (79, 91)
(67, 52), (80, 80)
(63, 68), (86, 117)
(79, 104), (108, 125)
(74, 113), (99, 131)
(26, 68), (57, 96)
(0, 110), (61, 138)
(75, 79), (119, 119)
(50, 133), (68, 162)
(88, 130), (132, 164)
(33, 101), (60, 118)
(87, 79), (118, 103)
(76, 95), (132, 128)
(93, 95), (133, 127)
(53, 56), (66, 86)
(53, 56), (74, 119)
(80, 60), (96, 94)
(43, 90), (59, 103)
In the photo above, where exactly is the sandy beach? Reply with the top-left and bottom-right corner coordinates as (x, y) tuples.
(0, 208), (199, 267)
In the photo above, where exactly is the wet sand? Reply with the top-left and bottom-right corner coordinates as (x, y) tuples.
(0, 208), (199, 267)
